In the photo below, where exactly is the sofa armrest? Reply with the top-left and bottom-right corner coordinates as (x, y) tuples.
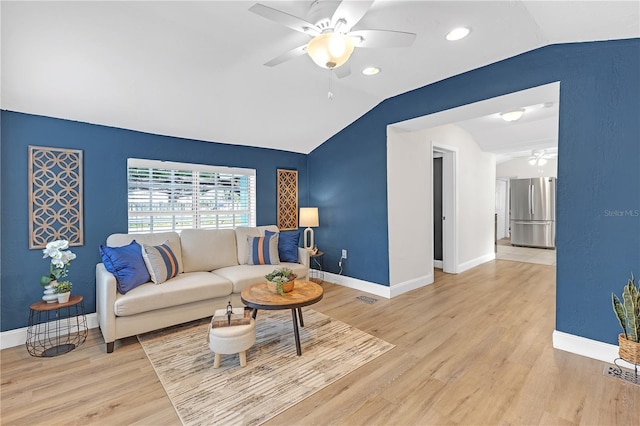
(96, 263), (117, 345)
(297, 247), (310, 280)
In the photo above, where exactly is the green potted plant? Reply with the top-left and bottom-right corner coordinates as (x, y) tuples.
(611, 273), (640, 364)
(54, 280), (73, 303)
(265, 267), (297, 296)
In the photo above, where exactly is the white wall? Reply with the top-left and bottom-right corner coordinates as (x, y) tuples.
(387, 127), (433, 287)
(387, 123), (496, 291)
(497, 157), (557, 178)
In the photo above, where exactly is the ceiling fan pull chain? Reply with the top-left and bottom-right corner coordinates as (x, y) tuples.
(328, 69), (334, 101)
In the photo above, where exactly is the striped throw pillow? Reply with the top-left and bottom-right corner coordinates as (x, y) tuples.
(247, 233), (280, 265)
(142, 241), (180, 284)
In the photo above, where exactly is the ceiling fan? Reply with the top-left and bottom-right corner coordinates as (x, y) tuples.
(249, 0), (417, 78)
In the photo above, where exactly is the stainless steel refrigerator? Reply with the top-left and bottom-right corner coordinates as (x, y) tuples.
(509, 177), (556, 248)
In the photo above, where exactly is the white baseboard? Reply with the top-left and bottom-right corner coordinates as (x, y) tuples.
(1, 313), (99, 350)
(390, 273), (434, 298)
(323, 272), (391, 299)
(433, 260), (443, 269)
(552, 330), (636, 369)
(457, 252), (496, 273)
(323, 272), (434, 299)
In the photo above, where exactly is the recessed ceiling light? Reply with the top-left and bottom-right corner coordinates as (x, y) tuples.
(446, 27), (470, 41)
(500, 108), (525, 122)
(362, 67), (381, 76)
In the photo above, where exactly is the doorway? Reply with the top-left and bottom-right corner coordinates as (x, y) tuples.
(495, 178), (509, 240)
(433, 154), (443, 268)
(432, 144), (458, 274)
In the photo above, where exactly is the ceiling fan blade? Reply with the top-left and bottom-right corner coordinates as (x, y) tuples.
(349, 29), (416, 48)
(249, 3), (320, 36)
(331, 0), (374, 32)
(334, 63), (351, 79)
(264, 44), (308, 67)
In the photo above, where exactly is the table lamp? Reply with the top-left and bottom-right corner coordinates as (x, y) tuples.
(299, 207), (319, 249)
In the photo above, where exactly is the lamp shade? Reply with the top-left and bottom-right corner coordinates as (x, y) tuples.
(299, 207), (319, 227)
(307, 32), (355, 69)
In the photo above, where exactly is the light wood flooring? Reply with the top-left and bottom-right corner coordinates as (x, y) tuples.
(496, 238), (556, 266)
(2, 260), (638, 425)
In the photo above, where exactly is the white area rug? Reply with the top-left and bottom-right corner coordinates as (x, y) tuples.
(138, 308), (395, 426)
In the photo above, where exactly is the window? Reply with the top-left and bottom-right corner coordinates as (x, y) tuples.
(127, 159), (256, 233)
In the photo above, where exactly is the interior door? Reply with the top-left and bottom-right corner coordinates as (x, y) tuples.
(433, 157), (443, 261)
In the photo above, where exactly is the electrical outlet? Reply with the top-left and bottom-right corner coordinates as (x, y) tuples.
(342, 249), (347, 259)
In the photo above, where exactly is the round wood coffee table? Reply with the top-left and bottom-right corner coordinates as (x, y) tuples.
(241, 280), (323, 356)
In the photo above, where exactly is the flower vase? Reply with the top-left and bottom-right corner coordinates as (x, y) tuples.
(267, 280), (295, 294)
(42, 280), (58, 304)
(57, 292), (71, 304)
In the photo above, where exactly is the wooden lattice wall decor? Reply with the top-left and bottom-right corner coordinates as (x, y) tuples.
(28, 146), (84, 249)
(277, 169), (298, 230)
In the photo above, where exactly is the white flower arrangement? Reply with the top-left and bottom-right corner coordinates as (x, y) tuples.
(40, 239), (76, 286)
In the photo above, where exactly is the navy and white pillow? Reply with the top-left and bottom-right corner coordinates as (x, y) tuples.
(247, 232), (280, 265)
(142, 241), (180, 284)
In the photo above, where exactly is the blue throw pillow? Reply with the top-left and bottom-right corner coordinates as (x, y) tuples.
(99, 240), (151, 294)
(277, 231), (300, 263)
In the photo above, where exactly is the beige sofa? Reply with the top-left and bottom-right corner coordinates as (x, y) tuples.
(96, 226), (309, 352)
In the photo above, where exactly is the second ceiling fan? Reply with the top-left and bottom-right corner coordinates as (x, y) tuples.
(249, 0), (417, 77)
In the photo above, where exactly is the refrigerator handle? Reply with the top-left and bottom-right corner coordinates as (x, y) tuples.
(530, 184), (535, 216)
(528, 185), (532, 216)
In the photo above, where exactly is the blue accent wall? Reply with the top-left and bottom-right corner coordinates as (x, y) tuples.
(308, 39), (640, 344)
(0, 112), (307, 331)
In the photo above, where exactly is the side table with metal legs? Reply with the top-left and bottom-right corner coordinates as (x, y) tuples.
(26, 295), (88, 357)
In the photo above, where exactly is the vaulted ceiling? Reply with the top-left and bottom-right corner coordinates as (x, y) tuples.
(2, 1), (638, 154)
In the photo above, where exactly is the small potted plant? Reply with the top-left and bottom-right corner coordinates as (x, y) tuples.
(265, 267), (297, 296)
(54, 280), (73, 303)
(611, 273), (640, 365)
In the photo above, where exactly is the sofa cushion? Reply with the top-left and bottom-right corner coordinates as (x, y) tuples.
(114, 272), (233, 317)
(107, 232), (184, 273)
(180, 229), (238, 272)
(214, 262), (309, 293)
(235, 226), (280, 265)
(247, 233), (280, 265)
(277, 231), (300, 263)
(142, 241), (180, 284)
(99, 241), (151, 294)
(234, 227), (261, 265)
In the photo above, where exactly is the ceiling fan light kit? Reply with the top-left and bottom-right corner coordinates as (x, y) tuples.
(307, 32), (355, 69)
(249, 0), (416, 75)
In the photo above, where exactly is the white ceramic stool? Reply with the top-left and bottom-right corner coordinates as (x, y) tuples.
(208, 318), (256, 368)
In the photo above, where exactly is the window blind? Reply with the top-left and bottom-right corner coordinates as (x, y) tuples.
(127, 159), (256, 233)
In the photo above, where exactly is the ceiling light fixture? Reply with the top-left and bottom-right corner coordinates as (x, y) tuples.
(307, 32), (355, 69)
(446, 27), (470, 41)
(528, 150), (550, 166)
(362, 66), (381, 76)
(500, 108), (525, 122)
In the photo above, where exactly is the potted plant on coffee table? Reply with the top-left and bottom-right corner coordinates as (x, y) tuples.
(611, 273), (640, 365)
(265, 267), (297, 296)
(54, 280), (73, 303)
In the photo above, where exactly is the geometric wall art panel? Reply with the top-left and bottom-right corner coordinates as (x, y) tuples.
(277, 169), (298, 231)
(28, 146), (84, 249)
